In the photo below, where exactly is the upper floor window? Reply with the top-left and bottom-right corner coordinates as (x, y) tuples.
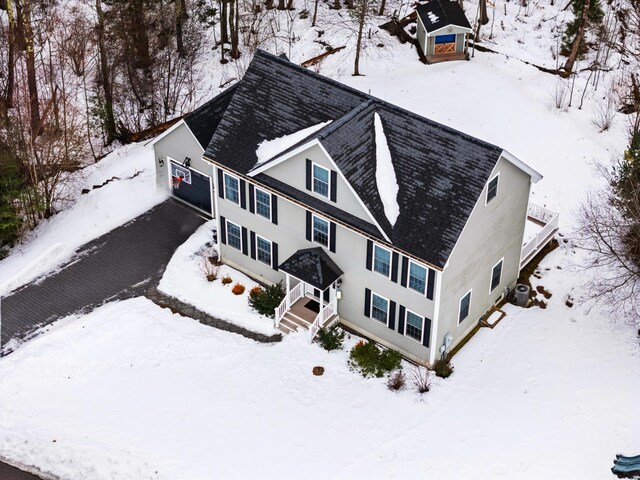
(371, 292), (389, 324)
(408, 261), (427, 295)
(486, 174), (499, 204)
(313, 215), (329, 247)
(255, 188), (271, 220)
(490, 259), (503, 292)
(312, 163), (330, 198)
(405, 310), (424, 342)
(256, 235), (272, 265)
(224, 173), (240, 205)
(373, 245), (391, 278)
(459, 290), (472, 324)
(226, 220), (242, 251)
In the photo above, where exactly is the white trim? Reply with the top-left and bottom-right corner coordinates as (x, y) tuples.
(255, 234), (272, 266)
(458, 289), (472, 325)
(372, 243), (393, 279)
(311, 213), (331, 248)
(407, 259), (428, 296)
(248, 138), (391, 243)
(428, 269), (443, 364)
(485, 172), (500, 206)
(404, 308), (425, 344)
(145, 119), (187, 146)
(501, 150), (543, 183)
(489, 258), (504, 293)
(223, 172), (241, 205)
(311, 162), (331, 199)
(254, 186), (273, 221)
(425, 25), (472, 36)
(370, 291), (390, 326)
(225, 219), (243, 252)
(214, 167), (222, 251)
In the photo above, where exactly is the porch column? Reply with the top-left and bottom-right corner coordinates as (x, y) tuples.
(285, 273), (291, 309)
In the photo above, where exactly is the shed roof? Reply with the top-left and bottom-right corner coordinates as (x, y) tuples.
(416, 0), (472, 33)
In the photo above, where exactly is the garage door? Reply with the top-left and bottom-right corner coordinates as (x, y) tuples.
(170, 161), (213, 215)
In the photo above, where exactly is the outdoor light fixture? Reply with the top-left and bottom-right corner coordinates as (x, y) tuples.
(158, 157), (164, 167)
(183, 157), (191, 168)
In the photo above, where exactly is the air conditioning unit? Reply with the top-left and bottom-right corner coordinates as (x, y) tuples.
(515, 284), (530, 307)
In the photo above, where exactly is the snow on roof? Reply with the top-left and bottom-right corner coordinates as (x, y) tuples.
(373, 113), (400, 227)
(255, 121), (332, 165)
(428, 12), (439, 22)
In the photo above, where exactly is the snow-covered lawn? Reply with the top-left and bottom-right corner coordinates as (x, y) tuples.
(158, 221), (279, 335)
(1, 241), (638, 480)
(0, 143), (166, 297)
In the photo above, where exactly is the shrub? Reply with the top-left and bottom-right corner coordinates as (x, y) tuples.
(410, 366), (431, 394)
(221, 275), (232, 285)
(199, 248), (219, 281)
(316, 325), (345, 351)
(434, 358), (454, 378)
(231, 283), (245, 295)
(248, 281), (285, 317)
(387, 370), (406, 392)
(348, 340), (402, 378)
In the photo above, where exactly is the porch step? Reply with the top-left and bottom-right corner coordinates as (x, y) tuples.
(277, 311), (313, 334)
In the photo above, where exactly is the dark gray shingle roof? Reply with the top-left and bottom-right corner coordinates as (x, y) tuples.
(279, 247), (343, 290)
(204, 50), (505, 269)
(416, 0), (472, 33)
(184, 85), (238, 148)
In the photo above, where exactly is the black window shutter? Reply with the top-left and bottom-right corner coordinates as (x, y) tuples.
(248, 184), (255, 214)
(250, 231), (256, 259)
(400, 256), (409, 287)
(271, 194), (278, 225)
(388, 301), (396, 330)
(329, 222), (336, 253)
(306, 211), (312, 241)
(366, 240), (373, 270)
(330, 171), (337, 202)
(305, 159), (312, 191)
(423, 317), (432, 348)
(364, 288), (371, 317)
(426, 269), (435, 300)
(241, 227), (248, 255)
(272, 242), (278, 270)
(220, 216), (227, 245)
(398, 305), (406, 334)
(391, 252), (399, 283)
(217, 169), (224, 198)
(240, 179), (247, 209)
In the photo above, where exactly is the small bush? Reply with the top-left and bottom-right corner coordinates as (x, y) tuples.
(316, 325), (345, 351)
(248, 281), (285, 317)
(410, 366), (431, 393)
(434, 358), (454, 378)
(348, 340), (402, 378)
(231, 283), (245, 295)
(387, 370), (406, 392)
(199, 248), (219, 281)
(221, 275), (233, 285)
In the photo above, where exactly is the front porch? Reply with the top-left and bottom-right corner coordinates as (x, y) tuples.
(274, 247), (342, 342)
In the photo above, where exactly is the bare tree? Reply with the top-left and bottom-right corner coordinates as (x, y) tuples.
(95, 0), (117, 143)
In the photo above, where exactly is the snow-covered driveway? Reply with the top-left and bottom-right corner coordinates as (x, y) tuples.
(0, 200), (204, 353)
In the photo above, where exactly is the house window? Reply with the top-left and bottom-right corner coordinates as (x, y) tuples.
(255, 188), (271, 220)
(256, 235), (272, 266)
(224, 173), (240, 204)
(226, 221), (242, 251)
(435, 34), (456, 44)
(313, 215), (329, 247)
(373, 245), (391, 278)
(170, 163), (192, 184)
(405, 310), (424, 342)
(490, 259), (503, 292)
(408, 261), (427, 295)
(371, 293), (389, 324)
(312, 163), (330, 198)
(486, 174), (499, 204)
(459, 290), (472, 324)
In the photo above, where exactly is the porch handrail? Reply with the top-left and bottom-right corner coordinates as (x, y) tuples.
(521, 208), (559, 268)
(274, 281), (304, 327)
(309, 297), (338, 343)
(528, 203), (557, 224)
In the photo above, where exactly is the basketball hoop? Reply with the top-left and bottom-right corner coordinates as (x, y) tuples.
(171, 175), (183, 189)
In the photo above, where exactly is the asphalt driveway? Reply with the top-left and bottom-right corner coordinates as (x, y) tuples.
(0, 199), (205, 353)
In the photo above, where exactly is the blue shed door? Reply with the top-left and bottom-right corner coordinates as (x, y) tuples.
(435, 34), (456, 44)
(170, 161), (213, 215)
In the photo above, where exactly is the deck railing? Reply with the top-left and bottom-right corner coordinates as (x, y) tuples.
(274, 282), (304, 327)
(521, 203), (560, 269)
(309, 297), (338, 343)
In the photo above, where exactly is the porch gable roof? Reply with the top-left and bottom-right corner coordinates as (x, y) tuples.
(279, 247), (343, 290)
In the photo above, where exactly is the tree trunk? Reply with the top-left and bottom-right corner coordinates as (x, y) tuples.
(20, 0), (40, 138)
(479, 0), (489, 25)
(220, 0), (229, 43)
(346, 0), (354, 8)
(3, 0), (16, 109)
(175, 0), (188, 57)
(229, 0), (240, 59)
(377, 0), (386, 17)
(130, 0), (151, 71)
(286, 0), (293, 9)
(353, 0), (366, 75)
(265, 0), (274, 9)
(95, 0), (117, 143)
(312, 0), (319, 25)
(277, 0), (285, 10)
(333, 0), (341, 9)
(563, 0), (591, 72)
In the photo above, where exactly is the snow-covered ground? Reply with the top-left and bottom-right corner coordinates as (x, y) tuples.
(0, 143), (166, 297)
(158, 221), (279, 335)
